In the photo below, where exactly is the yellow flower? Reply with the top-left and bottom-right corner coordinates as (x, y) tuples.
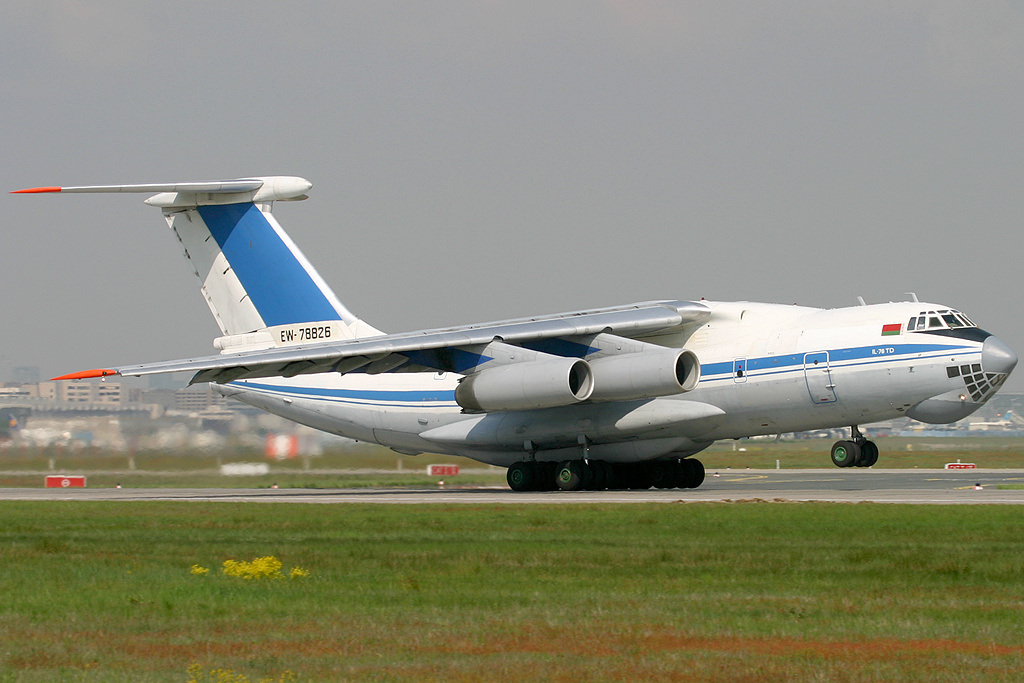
(190, 564), (210, 576)
(289, 567), (310, 579)
(222, 556), (284, 580)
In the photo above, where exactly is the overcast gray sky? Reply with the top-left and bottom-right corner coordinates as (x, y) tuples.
(2, 1), (1022, 390)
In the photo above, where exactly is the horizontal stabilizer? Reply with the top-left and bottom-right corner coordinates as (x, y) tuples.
(13, 180), (264, 194)
(12, 176), (313, 206)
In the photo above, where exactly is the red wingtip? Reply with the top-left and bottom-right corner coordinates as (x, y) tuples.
(51, 368), (119, 381)
(10, 186), (62, 194)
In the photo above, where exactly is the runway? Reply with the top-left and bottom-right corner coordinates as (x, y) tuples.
(2, 469), (1024, 504)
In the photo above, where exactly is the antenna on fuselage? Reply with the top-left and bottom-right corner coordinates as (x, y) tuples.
(856, 296), (867, 306)
(905, 292), (920, 302)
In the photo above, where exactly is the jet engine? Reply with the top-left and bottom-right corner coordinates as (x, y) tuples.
(588, 348), (699, 402)
(454, 358), (594, 412)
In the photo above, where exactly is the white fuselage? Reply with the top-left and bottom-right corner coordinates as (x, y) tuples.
(216, 300), (1008, 467)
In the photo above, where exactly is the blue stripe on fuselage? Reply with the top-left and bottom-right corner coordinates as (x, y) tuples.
(233, 341), (977, 404)
(198, 203), (341, 327)
(700, 341), (976, 381)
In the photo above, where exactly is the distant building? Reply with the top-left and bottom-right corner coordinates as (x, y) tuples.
(174, 385), (228, 412)
(25, 383), (57, 400)
(6, 379), (239, 418)
(62, 382), (93, 403)
(25, 381), (123, 404)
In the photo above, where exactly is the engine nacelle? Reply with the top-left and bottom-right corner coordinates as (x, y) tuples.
(455, 358), (593, 412)
(587, 348), (700, 402)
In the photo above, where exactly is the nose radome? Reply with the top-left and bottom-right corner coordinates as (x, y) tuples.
(982, 336), (1018, 376)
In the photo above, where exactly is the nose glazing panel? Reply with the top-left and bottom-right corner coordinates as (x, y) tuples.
(959, 336), (1018, 404)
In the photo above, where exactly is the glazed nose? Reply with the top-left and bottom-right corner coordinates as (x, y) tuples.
(982, 336), (1017, 376)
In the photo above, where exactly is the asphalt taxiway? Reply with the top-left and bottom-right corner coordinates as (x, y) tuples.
(2, 469), (1023, 504)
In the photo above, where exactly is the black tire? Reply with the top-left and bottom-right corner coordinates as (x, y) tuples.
(857, 441), (879, 468)
(580, 461), (595, 490)
(681, 458), (705, 488)
(650, 461), (678, 489)
(537, 461), (559, 490)
(607, 463), (630, 490)
(556, 460), (584, 491)
(506, 462), (535, 491)
(589, 460), (610, 490)
(631, 463), (655, 490)
(830, 440), (860, 468)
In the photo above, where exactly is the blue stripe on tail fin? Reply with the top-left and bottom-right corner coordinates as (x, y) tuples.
(198, 203), (343, 327)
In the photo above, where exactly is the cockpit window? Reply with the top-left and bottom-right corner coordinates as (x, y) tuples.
(942, 314), (963, 328)
(909, 309), (977, 331)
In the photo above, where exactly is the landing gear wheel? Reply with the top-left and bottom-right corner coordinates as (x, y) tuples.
(589, 460), (610, 491)
(580, 461), (595, 490)
(631, 463), (655, 490)
(539, 461), (559, 490)
(650, 461), (679, 489)
(680, 458), (705, 489)
(607, 464), (630, 490)
(613, 463), (656, 490)
(857, 440), (879, 468)
(556, 460), (584, 491)
(830, 440), (860, 468)
(506, 462), (535, 491)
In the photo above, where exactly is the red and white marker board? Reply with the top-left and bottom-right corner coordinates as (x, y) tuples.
(45, 476), (86, 488)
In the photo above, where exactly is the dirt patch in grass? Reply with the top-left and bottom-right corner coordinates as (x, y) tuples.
(438, 625), (1024, 659)
(10, 623), (1022, 682)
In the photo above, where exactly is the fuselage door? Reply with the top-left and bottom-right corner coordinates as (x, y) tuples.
(803, 351), (837, 404)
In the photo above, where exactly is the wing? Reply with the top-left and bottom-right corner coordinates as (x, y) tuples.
(55, 300), (710, 384)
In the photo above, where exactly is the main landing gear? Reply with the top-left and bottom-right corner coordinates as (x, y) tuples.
(506, 458), (706, 492)
(830, 426), (878, 468)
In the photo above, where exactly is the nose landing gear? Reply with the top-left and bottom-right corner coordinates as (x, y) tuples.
(830, 426), (878, 468)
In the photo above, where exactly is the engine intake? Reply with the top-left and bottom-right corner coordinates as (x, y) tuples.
(588, 348), (700, 402)
(455, 358), (594, 412)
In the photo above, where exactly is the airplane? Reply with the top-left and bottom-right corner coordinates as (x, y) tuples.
(13, 176), (1018, 491)
(970, 410), (1022, 431)
(1, 408), (30, 440)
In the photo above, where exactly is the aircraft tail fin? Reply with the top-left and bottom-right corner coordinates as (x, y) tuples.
(14, 177), (382, 350)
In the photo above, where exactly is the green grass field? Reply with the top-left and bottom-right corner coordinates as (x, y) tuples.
(1, 502), (1023, 682)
